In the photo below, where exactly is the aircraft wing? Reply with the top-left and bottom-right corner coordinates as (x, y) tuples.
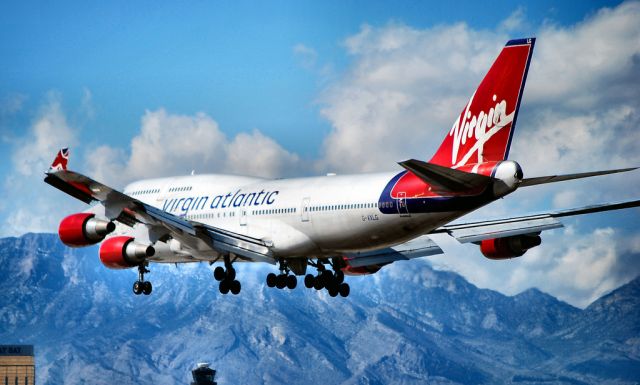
(44, 164), (275, 264)
(344, 235), (443, 267)
(433, 199), (640, 243)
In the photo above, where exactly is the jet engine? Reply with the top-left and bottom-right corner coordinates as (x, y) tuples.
(480, 234), (541, 260)
(58, 213), (115, 247)
(99, 236), (155, 269)
(342, 264), (383, 276)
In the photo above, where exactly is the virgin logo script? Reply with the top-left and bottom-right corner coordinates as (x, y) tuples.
(448, 92), (514, 168)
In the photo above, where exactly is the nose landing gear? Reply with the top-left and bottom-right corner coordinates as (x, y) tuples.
(133, 263), (152, 295)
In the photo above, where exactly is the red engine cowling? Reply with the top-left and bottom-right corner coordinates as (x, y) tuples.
(336, 256), (383, 276)
(58, 213), (115, 247)
(480, 234), (542, 260)
(99, 236), (155, 269)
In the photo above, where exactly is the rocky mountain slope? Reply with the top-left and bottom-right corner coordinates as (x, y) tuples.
(0, 233), (638, 384)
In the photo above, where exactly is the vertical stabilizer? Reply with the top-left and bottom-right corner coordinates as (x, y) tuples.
(430, 38), (535, 168)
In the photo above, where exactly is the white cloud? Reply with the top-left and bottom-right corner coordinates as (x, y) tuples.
(1, 102), (303, 236)
(12, 92), (76, 176)
(293, 43), (318, 70)
(499, 7), (527, 33)
(1, 93), (83, 236)
(85, 108), (304, 188)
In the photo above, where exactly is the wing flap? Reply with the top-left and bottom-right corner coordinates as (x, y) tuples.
(344, 235), (443, 268)
(435, 199), (640, 243)
(437, 215), (562, 243)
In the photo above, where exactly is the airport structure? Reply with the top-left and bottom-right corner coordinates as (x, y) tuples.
(0, 345), (35, 385)
(190, 363), (217, 385)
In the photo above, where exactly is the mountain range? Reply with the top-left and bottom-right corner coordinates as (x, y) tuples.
(0, 233), (638, 384)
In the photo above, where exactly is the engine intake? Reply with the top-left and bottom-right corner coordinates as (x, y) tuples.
(59, 213), (115, 247)
(480, 234), (541, 260)
(99, 236), (155, 269)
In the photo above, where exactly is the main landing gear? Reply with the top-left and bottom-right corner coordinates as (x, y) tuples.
(265, 259), (350, 297)
(133, 263), (152, 295)
(304, 260), (350, 297)
(266, 260), (297, 290)
(213, 256), (241, 295)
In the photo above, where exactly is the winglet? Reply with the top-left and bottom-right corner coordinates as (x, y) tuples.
(48, 148), (69, 173)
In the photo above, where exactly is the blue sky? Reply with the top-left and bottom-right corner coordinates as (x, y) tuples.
(1, 0), (638, 306)
(0, 0), (622, 158)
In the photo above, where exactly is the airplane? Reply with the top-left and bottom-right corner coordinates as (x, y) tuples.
(45, 37), (639, 297)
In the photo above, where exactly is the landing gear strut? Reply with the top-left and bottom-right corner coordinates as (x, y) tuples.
(304, 259), (349, 297)
(133, 263), (152, 296)
(213, 256), (241, 295)
(266, 259), (297, 290)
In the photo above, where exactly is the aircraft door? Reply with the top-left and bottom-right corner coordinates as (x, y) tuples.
(397, 192), (410, 217)
(301, 197), (310, 222)
(239, 208), (247, 226)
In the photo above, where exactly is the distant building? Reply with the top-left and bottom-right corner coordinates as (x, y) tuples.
(190, 362), (217, 385)
(0, 345), (35, 385)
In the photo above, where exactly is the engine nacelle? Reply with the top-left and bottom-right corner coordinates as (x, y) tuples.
(58, 213), (115, 247)
(480, 234), (541, 260)
(337, 256), (383, 276)
(99, 236), (155, 269)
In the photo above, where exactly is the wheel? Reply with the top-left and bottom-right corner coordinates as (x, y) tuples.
(328, 286), (339, 297)
(133, 281), (143, 295)
(214, 266), (226, 281)
(266, 273), (277, 288)
(321, 270), (334, 286)
(339, 283), (350, 297)
(219, 280), (230, 294)
(276, 274), (287, 289)
(334, 270), (344, 284)
(304, 274), (315, 288)
(286, 275), (297, 289)
(143, 281), (152, 295)
(230, 280), (241, 295)
(226, 267), (236, 282)
(313, 276), (324, 290)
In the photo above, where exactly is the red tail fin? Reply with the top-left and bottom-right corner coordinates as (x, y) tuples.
(430, 38), (535, 168)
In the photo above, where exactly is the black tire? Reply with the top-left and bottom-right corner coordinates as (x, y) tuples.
(328, 286), (339, 297)
(339, 283), (350, 297)
(321, 270), (334, 286)
(313, 276), (324, 290)
(276, 274), (287, 289)
(230, 280), (241, 295)
(143, 281), (152, 295)
(334, 270), (344, 284)
(286, 275), (297, 290)
(133, 281), (143, 295)
(214, 266), (226, 281)
(226, 267), (236, 282)
(266, 273), (277, 288)
(219, 280), (230, 294)
(304, 274), (315, 288)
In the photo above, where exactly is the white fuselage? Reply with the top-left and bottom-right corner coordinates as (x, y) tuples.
(112, 171), (503, 262)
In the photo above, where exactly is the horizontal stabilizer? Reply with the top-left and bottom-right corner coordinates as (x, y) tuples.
(520, 167), (637, 187)
(344, 235), (443, 267)
(398, 159), (495, 192)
